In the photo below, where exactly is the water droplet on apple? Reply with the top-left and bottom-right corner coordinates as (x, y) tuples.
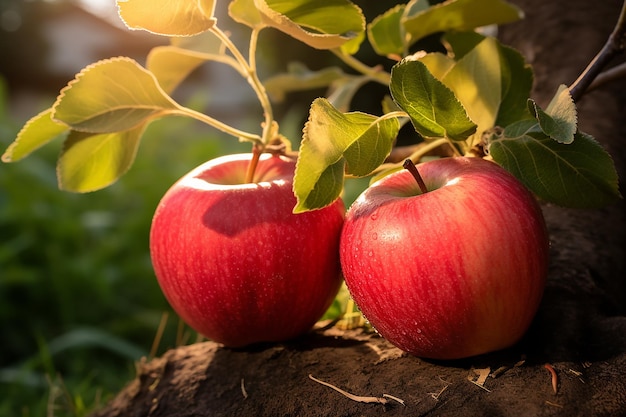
(371, 232), (378, 240)
(367, 251), (373, 257)
(370, 213), (378, 221)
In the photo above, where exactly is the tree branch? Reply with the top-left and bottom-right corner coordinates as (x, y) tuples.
(569, 0), (626, 102)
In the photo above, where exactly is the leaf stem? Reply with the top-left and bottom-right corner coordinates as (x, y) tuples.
(569, 0), (626, 101)
(330, 48), (391, 85)
(403, 159), (428, 194)
(211, 26), (275, 148)
(172, 107), (262, 143)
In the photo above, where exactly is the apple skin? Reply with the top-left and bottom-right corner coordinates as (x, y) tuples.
(150, 153), (345, 347)
(340, 157), (549, 360)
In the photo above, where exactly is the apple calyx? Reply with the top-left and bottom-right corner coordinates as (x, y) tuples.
(402, 159), (428, 194)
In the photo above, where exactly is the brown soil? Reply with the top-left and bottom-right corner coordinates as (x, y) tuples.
(91, 1), (626, 416)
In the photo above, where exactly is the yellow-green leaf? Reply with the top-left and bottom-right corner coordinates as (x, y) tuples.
(390, 58), (476, 141)
(418, 52), (455, 80)
(403, 0), (522, 46)
(293, 98), (399, 212)
(229, 0), (265, 29)
(263, 62), (346, 102)
(254, 0), (365, 50)
(529, 84), (577, 144)
(368, 4), (406, 57)
(53, 58), (180, 133)
(2, 108), (68, 162)
(57, 125), (146, 192)
(147, 47), (210, 94)
(117, 0), (216, 36)
(147, 35), (240, 94)
(441, 37), (502, 141)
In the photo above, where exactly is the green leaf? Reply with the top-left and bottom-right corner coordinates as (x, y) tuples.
(493, 43), (533, 127)
(368, 4), (405, 57)
(403, 0), (522, 46)
(2, 108), (68, 162)
(528, 84), (577, 144)
(57, 125), (146, 192)
(263, 62), (346, 102)
(442, 31), (486, 60)
(170, 30), (226, 54)
(403, 0), (430, 18)
(438, 35), (533, 133)
(147, 47), (211, 94)
(254, 0), (365, 50)
(417, 52), (455, 79)
(390, 58), (476, 140)
(441, 37), (502, 138)
(117, 0), (216, 36)
(488, 120), (621, 208)
(53, 58), (180, 133)
(229, 0), (265, 28)
(294, 98), (399, 212)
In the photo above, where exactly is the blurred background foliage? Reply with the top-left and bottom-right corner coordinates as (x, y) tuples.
(0, 0), (398, 415)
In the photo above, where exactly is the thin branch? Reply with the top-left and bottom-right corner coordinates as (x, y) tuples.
(569, 0), (626, 101)
(330, 48), (391, 86)
(587, 61), (626, 92)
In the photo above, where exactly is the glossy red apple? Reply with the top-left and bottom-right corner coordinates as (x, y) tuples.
(150, 153), (345, 347)
(340, 157), (549, 359)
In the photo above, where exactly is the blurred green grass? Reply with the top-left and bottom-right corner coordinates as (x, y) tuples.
(0, 79), (251, 416)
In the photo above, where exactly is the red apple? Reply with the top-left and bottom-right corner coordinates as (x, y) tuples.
(150, 153), (345, 347)
(340, 157), (549, 359)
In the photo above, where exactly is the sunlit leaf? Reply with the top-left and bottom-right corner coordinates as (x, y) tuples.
(417, 52), (455, 80)
(488, 120), (621, 208)
(170, 30), (225, 54)
(229, 0), (265, 28)
(147, 47), (211, 94)
(403, 0), (430, 18)
(294, 98), (399, 212)
(441, 37), (502, 139)
(403, 0), (522, 46)
(363, 0), (431, 58)
(339, 30), (365, 55)
(438, 34), (533, 132)
(263, 62), (346, 102)
(57, 125), (146, 192)
(147, 33), (239, 94)
(2, 108), (68, 162)
(368, 4), (405, 57)
(53, 58), (180, 133)
(442, 30), (486, 60)
(390, 58), (476, 140)
(528, 84), (577, 144)
(117, 0), (216, 36)
(254, 0), (365, 50)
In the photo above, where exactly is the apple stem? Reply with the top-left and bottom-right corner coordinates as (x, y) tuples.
(403, 159), (428, 194)
(245, 145), (263, 183)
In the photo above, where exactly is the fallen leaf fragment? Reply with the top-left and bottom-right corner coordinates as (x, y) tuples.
(468, 367), (491, 392)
